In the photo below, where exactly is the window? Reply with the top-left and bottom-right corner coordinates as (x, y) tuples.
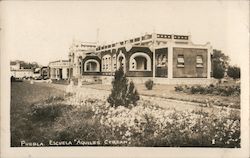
(131, 58), (136, 70)
(177, 55), (184, 67)
(113, 55), (116, 70)
(196, 55), (203, 67)
(135, 38), (140, 42)
(157, 54), (168, 67)
(102, 55), (111, 72)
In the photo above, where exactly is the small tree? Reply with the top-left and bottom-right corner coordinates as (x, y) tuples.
(126, 81), (140, 105)
(213, 64), (225, 80)
(145, 79), (154, 90)
(107, 67), (139, 108)
(227, 66), (240, 80)
(212, 50), (229, 80)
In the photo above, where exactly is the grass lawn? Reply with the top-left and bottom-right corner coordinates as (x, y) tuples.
(11, 81), (66, 146)
(83, 83), (240, 109)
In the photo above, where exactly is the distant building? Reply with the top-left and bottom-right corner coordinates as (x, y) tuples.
(10, 61), (34, 78)
(10, 61), (20, 70)
(33, 68), (41, 79)
(11, 69), (34, 79)
(48, 60), (71, 80)
(41, 66), (49, 79)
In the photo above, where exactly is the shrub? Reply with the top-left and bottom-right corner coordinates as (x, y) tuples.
(45, 95), (64, 103)
(190, 86), (198, 94)
(227, 66), (240, 80)
(28, 103), (73, 123)
(174, 85), (184, 92)
(176, 84), (240, 97)
(145, 79), (154, 90)
(107, 67), (140, 108)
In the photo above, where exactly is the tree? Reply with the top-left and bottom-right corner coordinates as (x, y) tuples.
(212, 50), (229, 79)
(213, 63), (225, 79)
(227, 66), (240, 80)
(18, 61), (40, 69)
(107, 67), (139, 108)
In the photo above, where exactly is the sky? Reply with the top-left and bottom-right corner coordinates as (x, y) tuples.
(1, 1), (249, 66)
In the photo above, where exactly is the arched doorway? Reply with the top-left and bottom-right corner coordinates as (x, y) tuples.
(134, 56), (147, 70)
(84, 59), (100, 72)
(129, 52), (151, 71)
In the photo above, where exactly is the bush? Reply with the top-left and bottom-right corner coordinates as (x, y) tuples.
(175, 84), (240, 97)
(174, 85), (184, 92)
(45, 95), (65, 103)
(107, 67), (140, 108)
(227, 66), (240, 80)
(145, 79), (154, 90)
(29, 103), (73, 123)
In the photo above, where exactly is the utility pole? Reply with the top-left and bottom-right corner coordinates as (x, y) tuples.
(96, 28), (100, 46)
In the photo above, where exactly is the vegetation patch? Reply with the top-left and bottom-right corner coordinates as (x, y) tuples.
(12, 90), (240, 147)
(107, 67), (140, 108)
(11, 81), (240, 148)
(145, 79), (154, 90)
(175, 84), (240, 97)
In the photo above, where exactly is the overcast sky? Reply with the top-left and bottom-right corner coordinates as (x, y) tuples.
(1, 1), (249, 66)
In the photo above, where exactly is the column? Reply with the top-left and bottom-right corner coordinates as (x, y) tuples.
(51, 68), (54, 79)
(207, 45), (212, 79)
(62, 68), (67, 79)
(152, 33), (157, 79)
(55, 68), (58, 80)
(53, 68), (56, 79)
(168, 43), (173, 79)
(152, 48), (156, 79)
(50, 68), (53, 79)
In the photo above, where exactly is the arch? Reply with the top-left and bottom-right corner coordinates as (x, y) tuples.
(129, 52), (151, 71)
(84, 59), (100, 72)
(117, 52), (126, 72)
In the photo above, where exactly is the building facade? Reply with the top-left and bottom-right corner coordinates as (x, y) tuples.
(48, 60), (71, 80)
(10, 61), (34, 78)
(78, 33), (212, 84)
(68, 41), (97, 78)
(11, 69), (34, 79)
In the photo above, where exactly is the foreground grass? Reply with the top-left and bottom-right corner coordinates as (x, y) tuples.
(11, 81), (65, 146)
(11, 82), (240, 147)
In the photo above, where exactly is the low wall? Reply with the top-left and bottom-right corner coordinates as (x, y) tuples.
(153, 78), (216, 85)
(80, 75), (102, 84)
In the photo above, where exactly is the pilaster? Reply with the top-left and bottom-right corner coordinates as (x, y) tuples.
(168, 42), (173, 79)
